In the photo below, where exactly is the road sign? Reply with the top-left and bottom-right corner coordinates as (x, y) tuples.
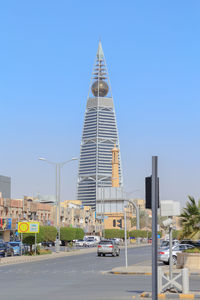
(18, 222), (39, 233)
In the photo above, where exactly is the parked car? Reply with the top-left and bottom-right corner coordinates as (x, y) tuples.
(158, 244), (194, 265)
(42, 241), (53, 247)
(112, 238), (123, 245)
(75, 240), (85, 247)
(180, 240), (200, 248)
(97, 240), (120, 257)
(7, 242), (24, 255)
(84, 236), (100, 245)
(160, 240), (179, 249)
(0, 243), (14, 257)
(85, 238), (96, 247)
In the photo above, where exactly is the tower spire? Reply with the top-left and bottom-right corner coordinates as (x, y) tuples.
(97, 40), (104, 61)
(91, 41), (109, 97)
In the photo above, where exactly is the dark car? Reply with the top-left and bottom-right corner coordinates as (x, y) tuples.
(180, 240), (200, 248)
(0, 243), (14, 257)
(42, 241), (53, 247)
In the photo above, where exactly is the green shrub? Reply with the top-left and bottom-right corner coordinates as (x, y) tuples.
(60, 227), (76, 242)
(129, 230), (147, 238)
(43, 226), (57, 242)
(104, 229), (128, 239)
(184, 247), (200, 253)
(75, 228), (84, 240)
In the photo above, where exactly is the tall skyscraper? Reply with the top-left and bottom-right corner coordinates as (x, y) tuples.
(77, 42), (123, 209)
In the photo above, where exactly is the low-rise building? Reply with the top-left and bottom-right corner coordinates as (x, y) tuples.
(58, 200), (102, 234)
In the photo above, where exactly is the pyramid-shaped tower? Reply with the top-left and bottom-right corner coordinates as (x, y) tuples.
(77, 42), (123, 209)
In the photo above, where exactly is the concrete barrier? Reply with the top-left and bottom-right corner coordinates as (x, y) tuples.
(177, 253), (200, 270)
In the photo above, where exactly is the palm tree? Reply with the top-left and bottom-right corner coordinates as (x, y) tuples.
(180, 196), (200, 239)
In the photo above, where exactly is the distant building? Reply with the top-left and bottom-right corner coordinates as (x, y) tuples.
(0, 175), (11, 198)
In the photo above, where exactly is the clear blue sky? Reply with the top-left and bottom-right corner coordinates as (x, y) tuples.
(1, 1), (200, 205)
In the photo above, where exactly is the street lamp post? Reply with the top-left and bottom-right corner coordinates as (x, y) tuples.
(38, 157), (78, 252)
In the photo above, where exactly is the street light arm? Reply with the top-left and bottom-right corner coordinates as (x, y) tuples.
(60, 157), (78, 167)
(38, 158), (56, 165)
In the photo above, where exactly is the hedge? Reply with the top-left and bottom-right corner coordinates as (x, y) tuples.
(104, 229), (129, 239)
(129, 230), (162, 238)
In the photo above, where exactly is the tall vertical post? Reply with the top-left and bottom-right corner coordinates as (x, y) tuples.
(20, 233), (23, 256)
(124, 208), (128, 268)
(152, 156), (158, 300)
(58, 164), (61, 251)
(35, 233), (37, 255)
(55, 164), (59, 253)
(169, 220), (173, 283)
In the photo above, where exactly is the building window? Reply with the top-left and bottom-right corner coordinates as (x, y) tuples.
(113, 219), (116, 227)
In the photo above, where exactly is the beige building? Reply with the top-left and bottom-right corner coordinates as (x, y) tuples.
(58, 200), (102, 234)
(0, 196), (52, 241)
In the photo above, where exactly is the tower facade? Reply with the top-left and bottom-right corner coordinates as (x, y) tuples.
(77, 42), (123, 209)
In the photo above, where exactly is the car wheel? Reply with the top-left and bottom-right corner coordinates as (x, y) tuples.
(97, 253), (101, 257)
(103, 253), (105, 256)
(172, 255), (177, 265)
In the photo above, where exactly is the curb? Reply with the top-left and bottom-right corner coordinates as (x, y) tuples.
(110, 271), (200, 276)
(139, 292), (200, 299)
(110, 271), (152, 275)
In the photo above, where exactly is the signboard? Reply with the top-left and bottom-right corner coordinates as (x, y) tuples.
(18, 222), (39, 233)
(0, 218), (12, 230)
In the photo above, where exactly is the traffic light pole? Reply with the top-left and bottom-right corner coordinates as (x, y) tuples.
(152, 156), (158, 300)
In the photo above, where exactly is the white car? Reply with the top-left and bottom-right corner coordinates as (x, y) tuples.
(160, 240), (179, 249)
(158, 244), (194, 265)
(84, 238), (96, 247)
(75, 240), (85, 247)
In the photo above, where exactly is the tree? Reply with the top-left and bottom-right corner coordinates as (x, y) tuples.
(60, 227), (76, 244)
(75, 228), (84, 240)
(22, 226), (45, 252)
(43, 226), (57, 242)
(180, 196), (200, 239)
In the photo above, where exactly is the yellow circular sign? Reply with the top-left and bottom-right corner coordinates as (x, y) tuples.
(19, 222), (29, 233)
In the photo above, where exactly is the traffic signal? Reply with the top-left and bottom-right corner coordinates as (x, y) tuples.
(145, 176), (159, 209)
(145, 176), (152, 209)
(117, 219), (122, 228)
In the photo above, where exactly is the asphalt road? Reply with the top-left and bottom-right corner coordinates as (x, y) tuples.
(0, 245), (199, 300)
